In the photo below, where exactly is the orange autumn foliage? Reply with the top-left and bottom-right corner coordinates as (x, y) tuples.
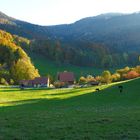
(125, 70), (140, 79)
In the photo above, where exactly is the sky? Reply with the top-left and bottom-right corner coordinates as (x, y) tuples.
(0, 0), (140, 25)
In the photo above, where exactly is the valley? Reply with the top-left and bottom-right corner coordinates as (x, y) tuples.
(1, 9), (140, 140)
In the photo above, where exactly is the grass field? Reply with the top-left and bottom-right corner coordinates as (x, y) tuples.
(0, 78), (140, 139)
(30, 53), (115, 79)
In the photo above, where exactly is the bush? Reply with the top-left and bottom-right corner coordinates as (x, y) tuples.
(79, 76), (87, 84)
(95, 76), (102, 82)
(86, 75), (96, 83)
(0, 78), (8, 85)
(54, 81), (65, 88)
(9, 79), (14, 85)
(112, 73), (121, 82)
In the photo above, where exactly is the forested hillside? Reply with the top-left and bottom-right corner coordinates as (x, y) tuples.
(0, 30), (39, 84)
(46, 13), (140, 67)
(47, 12), (140, 52)
(1, 11), (140, 68)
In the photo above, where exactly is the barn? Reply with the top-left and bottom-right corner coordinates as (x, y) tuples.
(57, 72), (75, 84)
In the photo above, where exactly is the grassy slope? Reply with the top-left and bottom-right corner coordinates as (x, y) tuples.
(0, 78), (140, 139)
(30, 53), (115, 78)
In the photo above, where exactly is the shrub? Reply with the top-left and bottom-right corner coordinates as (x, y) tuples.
(112, 73), (121, 82)
(86, 75), (96, 83)
(0, 78), (8, 85)
(9, 79), (14, 85)
(95, 76), (102, 82)
(79, 76), (87, 84)
(54, 81), (65, 88)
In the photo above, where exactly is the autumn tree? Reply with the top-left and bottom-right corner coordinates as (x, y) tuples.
(10, 59), (39, 82)
(112, 73), (121, 82)
(86, 75), (96, 83)
(79, 76), (87, 84)
(116, 66), (130, 79)
(101, 70), (112, 84)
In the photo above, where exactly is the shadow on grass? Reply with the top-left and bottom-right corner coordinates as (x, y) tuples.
(42, 88), (94, 96)
(0, 88), (96, 109)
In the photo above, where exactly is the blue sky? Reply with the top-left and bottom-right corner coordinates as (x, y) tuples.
(0, 0), (140, 25)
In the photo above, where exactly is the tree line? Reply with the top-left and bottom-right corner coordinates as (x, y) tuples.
(29, 39), (140, 68)
(79, 65), (140, 85)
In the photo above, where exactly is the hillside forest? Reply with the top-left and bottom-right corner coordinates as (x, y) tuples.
(1, 12), (140, 85)
(1, 11), (140, 68)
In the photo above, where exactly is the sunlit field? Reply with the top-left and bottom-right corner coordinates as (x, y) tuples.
(30, 53), (116, 78)
(0, 84), (112, 107)
(0, 78), (140, 139)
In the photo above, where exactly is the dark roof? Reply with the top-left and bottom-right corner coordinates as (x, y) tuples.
(19, 77), (48, 85)
(58, 72), (74, 82)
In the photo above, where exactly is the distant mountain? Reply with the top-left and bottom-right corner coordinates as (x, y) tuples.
(74, 13), (124, 22)
(0, 11), (14, 20)
(46, 12), (140, 52)
(0, 11), (49, 39)
(1, 11), (140, 51)
(1, 11), (140, 68)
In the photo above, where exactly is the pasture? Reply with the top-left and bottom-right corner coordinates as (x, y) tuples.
(0, 78), (140, 139)
(30, 53), (115, 78)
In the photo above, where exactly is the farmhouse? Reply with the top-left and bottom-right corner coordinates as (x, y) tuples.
(57, 71), (75, 84)
(19, 77), (49, 87)
(32, 77), (49, 86)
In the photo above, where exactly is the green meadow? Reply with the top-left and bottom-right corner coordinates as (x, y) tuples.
(30, 53), (115, 78)
(0, 78), (140, 139)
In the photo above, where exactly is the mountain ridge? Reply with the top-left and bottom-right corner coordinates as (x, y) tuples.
(0, 11), (14, 20)
(1, 11), (140, 68)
